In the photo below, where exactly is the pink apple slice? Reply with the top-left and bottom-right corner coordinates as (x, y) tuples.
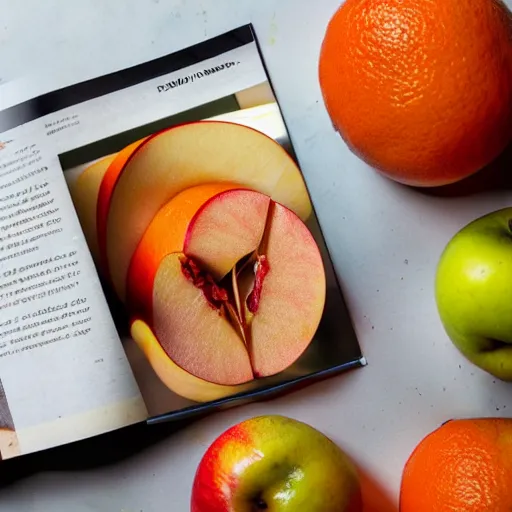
(153, 253), (254, 385)
(126, 184), (271, 320)
(246, 202), (326, 376)
(145, 192), (326, 386)
(100, 121), (313, 301)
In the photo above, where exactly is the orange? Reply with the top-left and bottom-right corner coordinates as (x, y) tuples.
(400, 418), (512, 512)
(319, 0), (512, 187)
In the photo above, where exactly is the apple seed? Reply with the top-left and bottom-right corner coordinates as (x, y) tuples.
(180, 256), (229, 310)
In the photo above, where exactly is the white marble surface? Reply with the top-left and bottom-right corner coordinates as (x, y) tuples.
(1, 0), (512, 510)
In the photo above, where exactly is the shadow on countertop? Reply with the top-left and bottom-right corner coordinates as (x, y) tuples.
(413, 142), (512, 198)
(0, 418), (192, 489)
(0, 422), (401, 512)
(358, 467), (399, 512)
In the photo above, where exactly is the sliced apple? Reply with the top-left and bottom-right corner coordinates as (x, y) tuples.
(127, 184), (270, 319)
(130, 319), (255, 402)
(96, 137), (148, 275)
(70, 154), (116, 264)
(151, 252), (254, 385)
(100, 121), (313, 301)
(139, 191), (326, 390)
(245, 201), (326, 377)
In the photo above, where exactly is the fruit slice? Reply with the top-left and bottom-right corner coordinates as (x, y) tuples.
(130, 319), (255, 402)
(142, 191), (326, 388)
(127, 184), (270, 319)
(70, 154), (116, 264)
(152, 252), (254, 385)
(244, 201), (327, 377)
(96, 137), (148, 275)
(100, 121), (313, 301)
(400, 418), (512, 512)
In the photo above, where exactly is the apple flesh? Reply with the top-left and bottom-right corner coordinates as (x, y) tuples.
(435, 207), (512, 380)
(191, 415), (362, 512)
(244, 200), (326, 377)
(99, 121), (313, 301)
(130, 319), (256, 402)
(142, 191), (325, 386)
(127, 184), (270, 319)
(152, 252), (254, 385)
(96, 138), (148, 276)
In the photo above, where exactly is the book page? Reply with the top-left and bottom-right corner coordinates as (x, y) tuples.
(0, 25), (363, 455)
(0, 26), (274, 458)
(0, 136), (148, 460)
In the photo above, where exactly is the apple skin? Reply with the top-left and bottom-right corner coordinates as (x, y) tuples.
(191, 415), (362, 512)
(435, 208), (512, 380)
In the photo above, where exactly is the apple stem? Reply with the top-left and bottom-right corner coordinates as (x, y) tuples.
(252, 498), (268, 510)
(224, 301), (246, 342)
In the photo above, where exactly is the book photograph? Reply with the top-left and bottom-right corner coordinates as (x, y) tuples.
(62, 77), (363, 420)
(0, 25), (363, 459)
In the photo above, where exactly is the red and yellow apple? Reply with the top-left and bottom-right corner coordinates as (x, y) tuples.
(191, 415), (362, 512)
(97, 121), (313, 301)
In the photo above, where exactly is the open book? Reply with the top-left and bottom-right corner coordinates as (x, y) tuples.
(0, 25), (364, 460)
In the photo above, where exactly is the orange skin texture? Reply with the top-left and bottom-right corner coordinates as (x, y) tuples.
(96, 138), (147, 278)
(400, 418), (512, 512)
(126, 182), (241, 319)
(191, 416), (362, 512)
(319, 0), (512, 187)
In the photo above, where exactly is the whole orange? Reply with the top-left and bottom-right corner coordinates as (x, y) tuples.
(400, 418), (512, 512)
(319, 0), (512, 187)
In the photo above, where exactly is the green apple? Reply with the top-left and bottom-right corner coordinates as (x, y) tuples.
(191, 415), (362, 512)
(435, 207), (512, 380)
